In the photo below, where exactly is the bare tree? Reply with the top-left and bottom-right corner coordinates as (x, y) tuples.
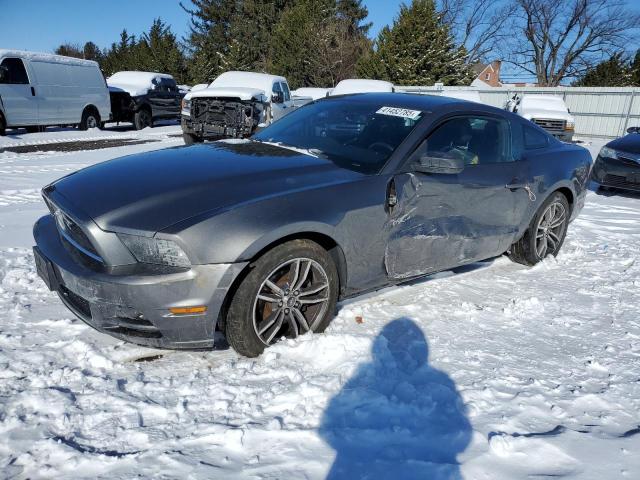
(439, 0), (516, 65)
(508, 0), (640, 86)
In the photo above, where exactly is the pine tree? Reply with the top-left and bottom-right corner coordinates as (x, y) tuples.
(137, 19), (188, 83)
(573, 52), (633, 87)
(270, 0), (371, 88)
(223, 0), (295, 73)
(356, 0), (472, 86)
(181, 0), (237, 83)
(82, 42), (103, 63)
(54, 44), (84, 58)
(631, 50), (640, 86)
(101, 30), (137, 76)
(336, 0), (371, 34)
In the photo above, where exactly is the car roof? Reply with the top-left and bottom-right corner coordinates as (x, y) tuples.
(212, 71), (287, 92)
(323, 91), (496, 113)
(0, 49), (99, 67)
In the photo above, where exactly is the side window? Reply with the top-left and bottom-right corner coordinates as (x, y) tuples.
(281, 82), (291, 101)
(0, 58), (29, 84)
(272, 81), (283, 95)
(523, 124), (549, 150)
(410, 116), (512, 166)
(164, 78), (178, 93)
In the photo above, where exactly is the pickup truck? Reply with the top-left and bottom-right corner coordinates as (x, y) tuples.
(506, 94), (575, 142)
(181, 71), (309, 144)
(107, 71), (184, 130)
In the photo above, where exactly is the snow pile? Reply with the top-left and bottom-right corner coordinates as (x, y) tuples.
(0, 133), (640, 478)
(107, 71), (174, 97)
(330, 79), (395, 96)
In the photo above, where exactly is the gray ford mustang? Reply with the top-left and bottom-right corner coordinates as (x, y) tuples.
(33, 93), (592, 357)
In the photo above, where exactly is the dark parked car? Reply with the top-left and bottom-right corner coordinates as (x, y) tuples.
(32, 94), (592, 357)
(107, 71), (184, 130)
(591, 126), (640, 192)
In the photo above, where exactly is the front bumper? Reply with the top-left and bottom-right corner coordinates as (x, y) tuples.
(33, 214), (248, 349)
(591, 154), (640, 192)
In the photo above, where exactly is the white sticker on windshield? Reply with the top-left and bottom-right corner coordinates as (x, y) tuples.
(376, 106), (422, 120)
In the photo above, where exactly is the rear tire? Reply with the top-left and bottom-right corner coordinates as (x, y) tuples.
(79, 108), (100, 130)
(225, 240), (339, 357)
(183, 133), (203, 145)
(508, 192), (570, 266)
(134, 109), (152, 130)
(0, 114), (5, 136)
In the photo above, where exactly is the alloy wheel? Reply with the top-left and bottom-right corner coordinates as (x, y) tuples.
(252, 258), (330, 345)
(86, 115), (98, 129)
(535, 201), (567, 258)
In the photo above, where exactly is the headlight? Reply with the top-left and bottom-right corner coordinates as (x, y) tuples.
(599, 146), (618, 160)
(565, 121), (575, 131)
(118, 234), (190, 268)
(181, 98), (191, 116)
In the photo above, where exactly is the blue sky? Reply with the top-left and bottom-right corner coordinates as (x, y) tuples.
(0, 0), (401, 52)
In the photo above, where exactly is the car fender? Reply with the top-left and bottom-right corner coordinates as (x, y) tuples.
(161, 174), (390, 292)
(237, 221), (340, 261)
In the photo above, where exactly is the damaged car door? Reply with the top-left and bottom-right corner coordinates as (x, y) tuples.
(385, 114), (532, 279)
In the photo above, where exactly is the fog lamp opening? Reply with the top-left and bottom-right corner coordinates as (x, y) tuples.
(169, 306), (207, 315)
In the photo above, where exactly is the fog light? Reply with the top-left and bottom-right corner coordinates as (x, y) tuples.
(169, 306), (207, 315)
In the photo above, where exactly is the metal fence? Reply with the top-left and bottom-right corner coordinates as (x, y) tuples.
(397, 85), (640, 138)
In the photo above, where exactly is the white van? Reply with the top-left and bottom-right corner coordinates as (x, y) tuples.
(0, 50), (110, 135)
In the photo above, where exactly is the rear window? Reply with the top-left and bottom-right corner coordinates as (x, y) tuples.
(524, 125), (549, 150)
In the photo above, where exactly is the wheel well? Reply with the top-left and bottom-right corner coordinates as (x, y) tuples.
(138, 103), (152, 114)
(215, 232), (348, 333)
(82, 105), (100, 119)
(555, 187), (574, 212)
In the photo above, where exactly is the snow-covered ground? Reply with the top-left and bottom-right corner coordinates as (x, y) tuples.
(0, 131), (639, 479)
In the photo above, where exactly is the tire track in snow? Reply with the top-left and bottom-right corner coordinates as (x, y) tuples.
(0, 189), (43, 207)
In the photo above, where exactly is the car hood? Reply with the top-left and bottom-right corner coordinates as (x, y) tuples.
(185, 87), (266, 102)
(608, 133), (640, 155)
(520, 108), (574, 122)
(50, 140), (364, 235)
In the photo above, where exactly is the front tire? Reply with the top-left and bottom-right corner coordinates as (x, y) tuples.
(508, 192), (570, 266)
(226, 240), (339, 357)
(183, 133), (203, 145)
(0, 114), (5, 136)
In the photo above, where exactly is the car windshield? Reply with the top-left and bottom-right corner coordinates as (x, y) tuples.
(252, 98), (424, 174)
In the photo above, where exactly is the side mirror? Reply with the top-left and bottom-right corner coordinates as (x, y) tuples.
(413, 154), (465, 175)
(627, 126), (640, 134)
(0, 65), (8, 83)
(272, 91), (284, 104)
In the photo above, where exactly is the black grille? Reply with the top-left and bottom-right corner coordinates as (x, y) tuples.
(192, 98), (257, 137)
(60, 285), (92, 319)
(618, 155), (640, 168)
(603, 174), (640, 190)
(105, 326), (163, 339)
(533, 118), (566, 134)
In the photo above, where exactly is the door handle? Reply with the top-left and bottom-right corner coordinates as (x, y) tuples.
(506, 182), (536, 201)
(30, 87), (36, 96)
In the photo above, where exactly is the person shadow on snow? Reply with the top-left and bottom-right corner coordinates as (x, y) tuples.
(319, 318), (472, 480)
